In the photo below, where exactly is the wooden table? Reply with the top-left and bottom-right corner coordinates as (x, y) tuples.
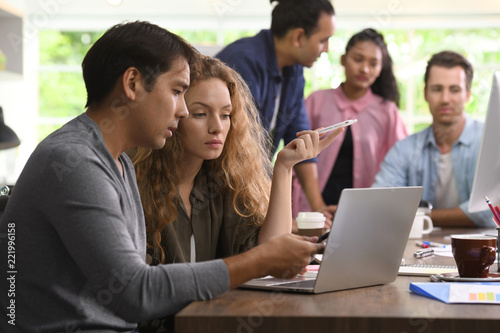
(175, 228), (500, 333)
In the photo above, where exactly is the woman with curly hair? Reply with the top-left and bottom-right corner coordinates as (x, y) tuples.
(130, 56), (342, 266)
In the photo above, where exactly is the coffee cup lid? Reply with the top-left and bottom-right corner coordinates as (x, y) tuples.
(296, 212), (325, 229)
(296, 212), (326, 222)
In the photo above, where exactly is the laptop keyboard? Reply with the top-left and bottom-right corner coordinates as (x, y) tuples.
(272, 279), (316, 289)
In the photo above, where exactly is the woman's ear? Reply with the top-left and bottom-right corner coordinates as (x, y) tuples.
(340, 54), (346, 67)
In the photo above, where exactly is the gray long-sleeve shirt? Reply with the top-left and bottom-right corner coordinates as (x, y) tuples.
(0, 114), (229, 332)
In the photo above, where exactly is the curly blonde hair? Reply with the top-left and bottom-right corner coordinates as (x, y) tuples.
(131, 56), (272, 263)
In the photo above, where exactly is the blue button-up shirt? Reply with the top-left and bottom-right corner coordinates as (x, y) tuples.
(216, 30), (312, 155)
(372, 116), (493, 227)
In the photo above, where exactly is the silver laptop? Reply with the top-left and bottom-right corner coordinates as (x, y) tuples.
(240, 186), (423, 293)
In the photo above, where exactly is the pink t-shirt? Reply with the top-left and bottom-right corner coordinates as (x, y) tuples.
(292, 86), (407, 216)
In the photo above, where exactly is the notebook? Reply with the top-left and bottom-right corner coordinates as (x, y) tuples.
(398, 264), (458, 276)
(240, 186), (424, 293)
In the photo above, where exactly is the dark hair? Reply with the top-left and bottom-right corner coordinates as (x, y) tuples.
(82, 21), (199, 108)
(270, 0), (335, 38)
(345, 28), (399, 106)
(424, 50), (473, 91)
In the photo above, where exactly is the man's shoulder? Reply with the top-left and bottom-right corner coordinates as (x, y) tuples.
(47, 119), (100, 146)
(35, 116), (105, 163)
(217, 30), (268, 59)
(389, 127), (431, 154)
(460, 117), (484, 146)
(400, 126), (430, 142)
(465, 117), (484, 132)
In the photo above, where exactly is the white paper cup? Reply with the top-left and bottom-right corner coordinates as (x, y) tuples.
(296, 212), (325, 237)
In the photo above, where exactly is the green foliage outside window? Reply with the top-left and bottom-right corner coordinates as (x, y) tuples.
(38, 31), (102, 141)
(39, 31), (102, 65)
(171, 30), (218, 45)
(38, 27), (500, 142)
(304, 28), (500, 131)
(169, 29), (255, 45)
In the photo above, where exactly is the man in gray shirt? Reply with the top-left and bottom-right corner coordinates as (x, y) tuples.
(0, 21), (324, 332)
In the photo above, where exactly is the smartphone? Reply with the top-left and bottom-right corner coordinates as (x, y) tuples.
(316, 119), (357, 134)
(317, 231), (330, 243)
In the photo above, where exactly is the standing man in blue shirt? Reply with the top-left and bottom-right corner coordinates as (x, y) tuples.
(372, 51), (493, 228)
(216, 0), (337, 225)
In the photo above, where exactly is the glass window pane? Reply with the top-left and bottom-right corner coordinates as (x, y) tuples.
(37, 27), (500, 140)
(39, 71), (86, 118)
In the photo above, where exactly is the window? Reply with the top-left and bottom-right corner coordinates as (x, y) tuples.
(37, 28), (500, 142)
(305, 28), (500, 133)
(37, 29), (258, 142)
(38, 31), (102, 141)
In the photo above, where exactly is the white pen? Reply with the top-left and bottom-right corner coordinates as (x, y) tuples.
(316, 119), (357, 134)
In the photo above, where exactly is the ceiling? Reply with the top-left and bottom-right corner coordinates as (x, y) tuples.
(14, 0), (500, 31)
(21, 0), (500, 16)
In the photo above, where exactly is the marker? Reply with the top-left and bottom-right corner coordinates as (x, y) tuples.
(414, 249), (434, 259)
(422, 241), (447, 248)
(316, 119), (357, 134)
(415, 241), (429, 248)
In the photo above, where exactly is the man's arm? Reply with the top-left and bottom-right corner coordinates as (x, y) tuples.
(217, 49), (264, 111)
(431, 206), (496, 228)
(430, 207), (476, 227)
(458, 201), (498, 228)
(371, 141), (409, 188)
(293, 162), (324, 212)
(224, 234), (324, 289)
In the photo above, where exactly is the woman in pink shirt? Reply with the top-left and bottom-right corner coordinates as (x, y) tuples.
(292, 28), (407, 228)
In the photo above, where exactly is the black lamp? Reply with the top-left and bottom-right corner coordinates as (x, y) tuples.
(0, 106), (20, 150)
